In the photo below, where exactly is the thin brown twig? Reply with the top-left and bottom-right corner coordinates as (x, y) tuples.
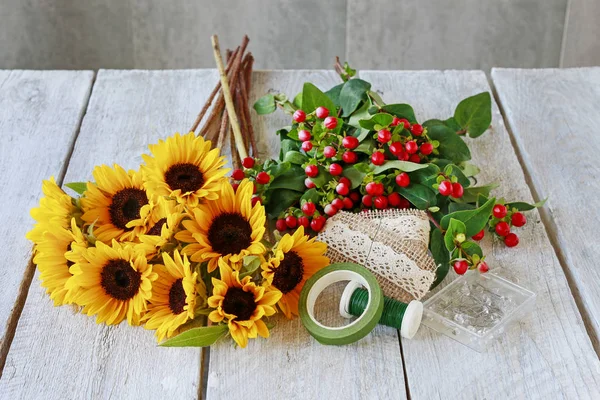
(238, 72), (258, 156)
(230, 126), (242, 170)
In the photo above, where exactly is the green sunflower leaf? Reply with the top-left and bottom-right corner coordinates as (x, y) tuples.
(159, 324), (228, 347)
(64, 182), (87, 195)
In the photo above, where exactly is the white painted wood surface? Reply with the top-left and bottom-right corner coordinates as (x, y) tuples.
(492, 67), (600, 351)
(0, 70), (226, 399)
(206, 70), (407, 400)
(361, 70), (600, 399)
(0, 70), (93, 364)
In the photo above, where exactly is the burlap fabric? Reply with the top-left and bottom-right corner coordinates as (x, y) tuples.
(317, 209), (437, 303)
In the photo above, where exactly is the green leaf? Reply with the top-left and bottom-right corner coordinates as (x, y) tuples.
(397, 184), (438, 209)
(64, 182), (87, 195)
(359, 113), (394, 130)
(301, 82), (337, 114)
(265, 189), (302, 218)
(160, 325), (228, 347)
(342, 166), (367, 189)
(266, 161), (291, 178)
(372, 160), (429, 174)
(340, 79), (371, 117)
(325, 83), (344, 108)
(279, 139), (299, 160)
(461, 184), (498, 203)
(381, 104), (417, 123)
(506, 198), (547, 211)
(461, 241), (483, 258)
(424, 123), (471, 163)
(253, 94), (277, 115)
(444, 218), (466, 251)
(448, 202), (476, 213)
(268, 165), (306, 192)
(293, 92), (303, 109)
(240, 256), (262, 278)
(441, 197), (495, 237)
(454, 92), (492, 138)
(443, 117), (462, 132)
(308, 165), (333, 189)
(444, 164), (470, 187)
(355, 137), (376, 154)
(459, 162), (480, 178)
(430, 228), (449, 289)
(282, 150), (307, 165)
(301, 188), (320, 204)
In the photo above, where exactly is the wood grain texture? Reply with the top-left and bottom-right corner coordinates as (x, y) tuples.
(492, 67), (600, 350)
(0, 70), (227, 399)
(560, 0), (600, 67)
(206, 70), (407, 400)
(347, 0), (567, 70)
(0, 70), (93, 365)
(361, 70), (600, 399)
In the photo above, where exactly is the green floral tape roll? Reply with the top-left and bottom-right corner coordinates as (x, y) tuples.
(299, 262), (384, 345)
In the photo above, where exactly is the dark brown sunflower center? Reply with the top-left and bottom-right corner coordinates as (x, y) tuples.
(100, 259), (141, 301)
(147, 218), (167, 236)
(66, 243), (74, 270)
(168, 278), (186, 315)
(222, 287), (256, 321)
(164, 163), (204, 193)
(207, 212), (252, 256)
(109, 188), (148, 230)
(272, 250), (304, 294)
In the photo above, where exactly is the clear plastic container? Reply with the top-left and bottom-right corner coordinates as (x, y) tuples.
(422, 271), (536, 352)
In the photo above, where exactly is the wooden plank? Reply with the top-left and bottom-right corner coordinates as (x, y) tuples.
(560, 0), (600, 67)
(0, 70), (226, 399)
(0, 70), (93, 367)
(206, 71), (407, 400)
(361, 70), (600, 399)
(492, 67), (600, 350)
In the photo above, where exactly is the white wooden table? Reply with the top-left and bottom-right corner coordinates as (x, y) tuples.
(0, 68), (599, 400)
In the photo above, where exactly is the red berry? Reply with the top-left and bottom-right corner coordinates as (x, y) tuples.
(232, 182), (240, 192)
(305, 164), (318, 177)
(396, 172), (410, 187)
(511, 212), (527, 227)
(472, 230), (485, 241)
(305, 178), (316, 189)
(504, 233), (519, 247)
(285, 215), (297, 229)
(342, 151), (358, 164)
(377, 129), (392, 143)
(324, 116), (337, 130)
(451, 182), (464, 198)
(409, 154), (421, 163)
(336, 183), (349, 196)
(388, 192), (402, 207)
(329, 163), (343, 176)
(397, 118), (410, 129)
(232, 169), (245, 181)
(400, 152), (409, 161)
(301, 141), (313, 152)
(478, 261), (489, 273)
(342, 136), (359, 149)
(324, 204), (338, 216)
(316, 106), (329, 119)
(256, 171), (271, 185)
(374, 182), (384, 196)
(293, 110), (306, 123)
(242, 157), (255, 168)
(310, 216), (326, 232)
(420, 142), (433, 156)
(349, 191), (360, 203)
(343, 197), (354, 209)
(332, 198), (344, 210)
(365, 182), (384, 196)
(276, 219), (287, 232)
(302, 202), (316, 216)
(391, 117), (401, 127)
(362, 195), (373, 207)
(438, 180), (453, 196)
(389, 142), (404, 156)
(339, 177), (351, 186)
(298, 129), (311, 141)
(371, 151), (385, 166)
(495, 221), (510, 237)
(298, 216), (310, 228)
(251, 196), (262, 206)
(453, 260), (469, 275)
(374, 195), (388, 209)
(398, 197), (411, 209)
(323, 146), (337, 158)
(493, 204), (507, 219)
(411, 124), (424, 136)
(405, 141), (418, 154)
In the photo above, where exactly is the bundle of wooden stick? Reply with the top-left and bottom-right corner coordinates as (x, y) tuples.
(189, 35), (257, 169)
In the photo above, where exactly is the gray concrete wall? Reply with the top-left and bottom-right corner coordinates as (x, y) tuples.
(0, 0), (598, 70)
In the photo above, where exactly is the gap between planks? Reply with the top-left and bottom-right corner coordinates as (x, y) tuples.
(488, 77), (600, 358)
(0, 72), (96, 378)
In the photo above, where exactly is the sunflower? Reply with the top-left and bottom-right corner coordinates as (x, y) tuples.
(141, 132), (229, 207)
(208, 259), (281, 348)
(175, 179), (266, 273)
(66, 240), (157, 326)
(27, 177), (78, 244)
(139, 197), (184, 256)
(261, 226), (329, 319)
(32, 218), (88, 306)
(81, 164), (153, 243)
(143, 250), (205, 342)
